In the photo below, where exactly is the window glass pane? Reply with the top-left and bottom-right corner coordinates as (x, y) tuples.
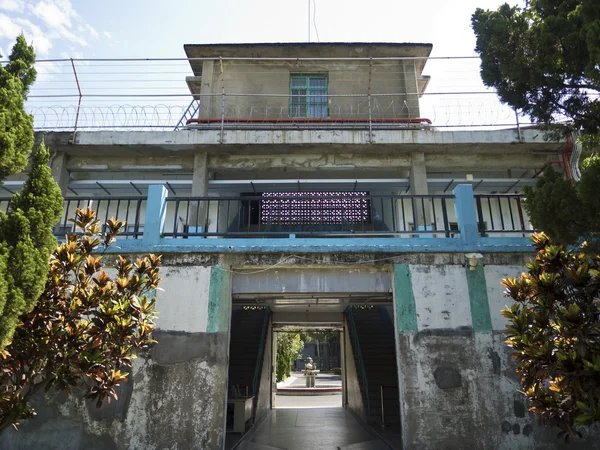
(290, 75), (328, 118)
(291, 77), (307, 87)
(310, 77), (327, 87)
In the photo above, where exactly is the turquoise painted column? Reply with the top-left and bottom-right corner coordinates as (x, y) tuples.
(143, 185), (168, 246)
(465, 265), (492, 332)
(393, 264), (418, 332)
(207, 266), (232, 333)
(453, 184), (480, 246)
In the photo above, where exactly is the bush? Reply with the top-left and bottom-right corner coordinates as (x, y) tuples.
(501, 232), (600, 438)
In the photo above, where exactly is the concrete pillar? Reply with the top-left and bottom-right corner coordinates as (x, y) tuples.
(453, 184), (480, 246)
(402, 60), (421, 118)
(200, 60), (215, 119)
(51, 152), (69, 195)
(143, 185), (168, 246)
(271, 330), (278, 409)
(410, 152), (431, 230)
(190, 153), (209, 232)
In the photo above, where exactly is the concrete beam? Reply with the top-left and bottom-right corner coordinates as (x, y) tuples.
(410, 151), (430, 226)
(232, 268), (392, 295)
(40, 129), (565, 158)
(50, 152), (69, 194)
(190, 152), (209, 229)
(409, 152), (428, 195)
(192, 153), (209, 196)
(65, 151), (551, 173)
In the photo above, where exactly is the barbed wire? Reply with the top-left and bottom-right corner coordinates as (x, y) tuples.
(17, 56), (547, 131)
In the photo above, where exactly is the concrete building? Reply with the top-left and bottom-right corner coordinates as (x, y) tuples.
(1, 43), (596, 449)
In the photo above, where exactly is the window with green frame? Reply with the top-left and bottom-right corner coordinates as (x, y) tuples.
(290, 74), (328, 118)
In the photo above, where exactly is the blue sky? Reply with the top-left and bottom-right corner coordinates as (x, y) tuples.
(0, 0), (516, 60)
(0, 0), (525, 130)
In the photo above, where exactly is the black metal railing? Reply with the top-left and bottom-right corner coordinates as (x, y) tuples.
(162, 194), (457, 238)
(475, 194), (533, 235)
(55, 197), (147, 239)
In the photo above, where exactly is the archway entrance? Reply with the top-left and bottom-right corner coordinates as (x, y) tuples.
(226, 287), (400, 449)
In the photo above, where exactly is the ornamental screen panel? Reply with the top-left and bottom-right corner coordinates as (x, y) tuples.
(290, 75), (328, 118)
(260, 192), (370, 225)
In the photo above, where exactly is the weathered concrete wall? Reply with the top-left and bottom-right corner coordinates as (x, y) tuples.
(254, 316), (272, 425)
(199, 60), (413, 120)
(344, 317), (366, 421)
(0, 265), (232, 450)
(393, 262), (600, 450)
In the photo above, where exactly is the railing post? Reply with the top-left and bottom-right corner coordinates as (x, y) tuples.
(143, 185), (168, 246)
(453, 184), (480, 246)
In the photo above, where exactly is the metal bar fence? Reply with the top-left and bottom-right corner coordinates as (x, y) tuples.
(162, 194), (456, 238)
(23, 56), (544, 132)
(474, 194), (533, 236)
(55, 196), (147, 239)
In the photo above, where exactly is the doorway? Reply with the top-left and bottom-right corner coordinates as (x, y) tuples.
(274, 328), (343, 410)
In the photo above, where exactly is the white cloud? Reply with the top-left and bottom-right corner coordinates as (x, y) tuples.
(85, 24), (98, 40)
(32, 1), (74, 28)
(103, 31), (112, 40)
(1, 0), (97, 56)
(58, 26), (86, 46)
(0, 13), (21, 39)
(35, 59), (61, 82)
(14, 17), (53, 54)
(0, 14), (52, 55)
(0, 0), (22, 12)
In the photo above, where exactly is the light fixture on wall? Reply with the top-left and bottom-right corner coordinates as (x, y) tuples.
(465, 253), (484, 271)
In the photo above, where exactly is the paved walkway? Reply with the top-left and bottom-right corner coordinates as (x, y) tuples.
(238, 408), (392, 450)
(275, 393), (342, 409)
(277, 372), (342, 388)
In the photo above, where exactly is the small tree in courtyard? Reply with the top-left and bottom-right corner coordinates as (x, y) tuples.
(501, 233), (600, 438)
(0, 208), (161, 433)
(276, 332), (303, 382)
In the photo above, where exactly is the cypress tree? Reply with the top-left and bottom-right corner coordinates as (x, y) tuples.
(0, 35), (63, 348)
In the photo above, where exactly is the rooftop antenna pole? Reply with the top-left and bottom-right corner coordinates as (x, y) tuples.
(308, 0), (311, 42)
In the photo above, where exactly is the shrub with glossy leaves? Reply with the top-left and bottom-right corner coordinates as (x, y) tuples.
(0, 208), (161, 433)
(502, 233), (600, 438)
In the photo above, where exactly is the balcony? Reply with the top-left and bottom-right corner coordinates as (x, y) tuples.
(0, 185), (534, 254)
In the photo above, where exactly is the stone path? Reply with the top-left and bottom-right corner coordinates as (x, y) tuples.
(237, 407), (391, 450)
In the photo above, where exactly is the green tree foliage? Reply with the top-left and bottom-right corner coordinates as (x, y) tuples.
(0, 36), (63, 349)
(471, 1), (600, 132)
(0, 34), (37, 178)
(472, 1), (600, 248)
(0, 208), (161, 432)
(502, 233), (600, 437)
(522, 152), (600, 248)
(276, 332), (303, 382)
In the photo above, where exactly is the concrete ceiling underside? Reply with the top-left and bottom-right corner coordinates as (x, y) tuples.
(233, 292), (392, 329)
(232, 292), (392, 314)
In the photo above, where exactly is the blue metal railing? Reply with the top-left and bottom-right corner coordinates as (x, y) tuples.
(346, 306), (370, 416)
(173, 99), (200, 130)
(252, 307), (271, 396)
